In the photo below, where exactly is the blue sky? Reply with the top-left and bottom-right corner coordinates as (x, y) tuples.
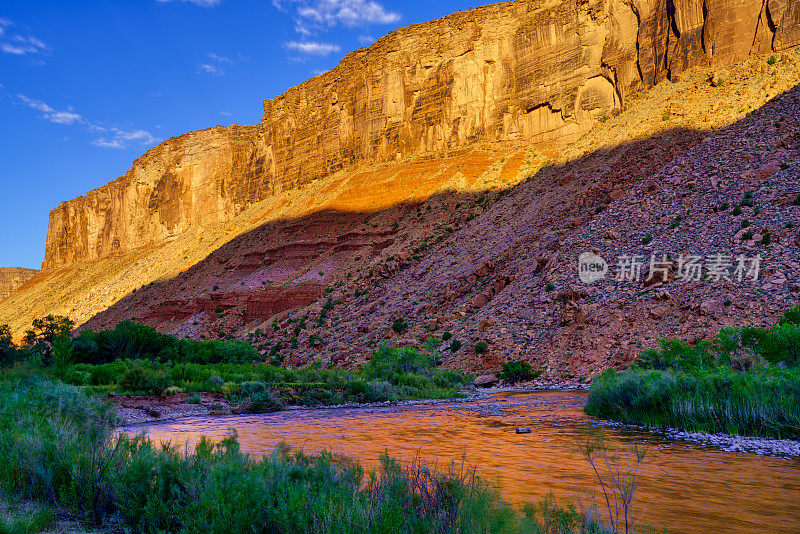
(0, 0), (471, 269)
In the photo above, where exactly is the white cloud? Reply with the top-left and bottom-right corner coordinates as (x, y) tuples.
(16, 94), (160, 149)
(156, 0), (223, 6)
(207, 52), (233, 64)
(46, 110), (83, 125)
(197, 63), (224, 76)
(93, 128), (161, 149)
(0, 18), (48, 57)
(18, 95), (82, 124)
(286, 40), (341, 56)
(196, 52), (237, 76)
(18, 94), (53, 113)
(276, 0), (400, 27)
(358, 34), (374, 45)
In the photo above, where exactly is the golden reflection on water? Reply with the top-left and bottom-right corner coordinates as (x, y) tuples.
(121, 391), (800, 533)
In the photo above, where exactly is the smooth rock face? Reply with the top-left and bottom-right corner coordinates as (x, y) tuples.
(0, 268), (38, 301)
(42, 0), (799, 271)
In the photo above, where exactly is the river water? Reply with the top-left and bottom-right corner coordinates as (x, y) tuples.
(120, 391), (800, 533)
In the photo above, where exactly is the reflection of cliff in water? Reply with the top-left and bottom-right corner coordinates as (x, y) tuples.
(123, 391), (800, 534)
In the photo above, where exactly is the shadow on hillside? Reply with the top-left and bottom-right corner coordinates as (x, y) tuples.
(74, 79), (800, 343)
(80, 124), (711, 337)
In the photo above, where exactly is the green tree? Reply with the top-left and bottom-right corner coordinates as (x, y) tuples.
(24, 315), (75, 346)
(0, 324), (17, 367)
(23, 315), (75, 360)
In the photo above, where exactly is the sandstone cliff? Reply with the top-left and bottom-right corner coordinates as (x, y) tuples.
(42, 0), (800, 271)
(81, 51), (800, 378)
(0, 268), (38, 301)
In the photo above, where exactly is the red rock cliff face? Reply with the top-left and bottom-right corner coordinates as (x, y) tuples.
(42, 0), (800, 270)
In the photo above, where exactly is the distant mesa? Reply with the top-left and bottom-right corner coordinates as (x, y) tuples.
(0, 268), (38, 301)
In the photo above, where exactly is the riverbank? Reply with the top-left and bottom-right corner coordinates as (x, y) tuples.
(592, 418), (800, 459)
(113, 381), (591, 425)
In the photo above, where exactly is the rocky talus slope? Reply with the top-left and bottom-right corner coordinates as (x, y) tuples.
(0, 268), (38, 301)
(81, 51), (800, 380)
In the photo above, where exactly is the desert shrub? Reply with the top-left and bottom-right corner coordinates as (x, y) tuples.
(759, 323), (800, 366)
(72, 321), (257, 365)
(781, 305), (800, 326)
(364, 380), (396, 402)
(475, 341), (489, 354)
(633, 338), (715, 372)
(498, 360), (535, 383)
(204, 373), (225, 392)
(449, 339), (462, 352)
(391, 317), (409, 334)
(0, 378), (119, 524)
(362, 343), (436, 383)
(118, 363), (170, 395)
(245, 390), (283, 413)
(239, 380), (268, 398)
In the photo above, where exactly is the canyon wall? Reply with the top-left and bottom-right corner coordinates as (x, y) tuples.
(42, 0), (800, 270)
(0, 268), (38, 301)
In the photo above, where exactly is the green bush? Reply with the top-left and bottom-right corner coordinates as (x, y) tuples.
(119, 363), (170, 395)
(475, 341), (489, 354)
(781, 305), (800, 326)
(362, 343), (437, 382)
(498, 361), (538, 383)
(72, 320), (258, 365)
(391, 317), (409, 334)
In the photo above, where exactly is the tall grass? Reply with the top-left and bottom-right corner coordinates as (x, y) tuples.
(585, 368), (800, 438)
(585, 306), (800, 438)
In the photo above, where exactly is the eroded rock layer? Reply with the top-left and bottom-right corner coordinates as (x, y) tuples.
(42, 0), (800, 270)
